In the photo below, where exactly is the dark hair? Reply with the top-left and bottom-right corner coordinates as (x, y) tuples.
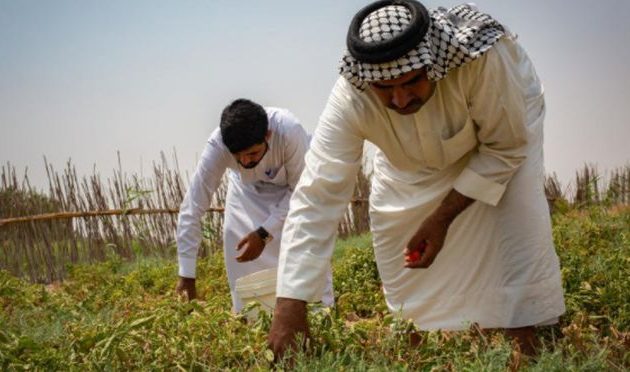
(219, 99), (268, 153)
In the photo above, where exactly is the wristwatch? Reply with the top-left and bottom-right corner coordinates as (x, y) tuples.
(255, 226), (273, 245)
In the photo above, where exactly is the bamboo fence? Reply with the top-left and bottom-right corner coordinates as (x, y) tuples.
(0, 154), (372, 283)
(1, 154), (628, 283)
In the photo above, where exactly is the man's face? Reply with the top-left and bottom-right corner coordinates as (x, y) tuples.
(369, 68), (436, 115)
(234, 141), (268, 169)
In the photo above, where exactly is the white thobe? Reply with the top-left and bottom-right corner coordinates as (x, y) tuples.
(278, 37), (565, 329)
(177, 107), (334, 312)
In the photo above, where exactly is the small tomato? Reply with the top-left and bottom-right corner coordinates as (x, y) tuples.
(406, 250), (422, 262)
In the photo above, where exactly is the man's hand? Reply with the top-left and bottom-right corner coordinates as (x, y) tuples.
(236, 230), (266, 262)
(405, 189), (474, 268)
(175, 277), (197, 301)
(268, 297), (309, 361)
(404, 214), (450, 268)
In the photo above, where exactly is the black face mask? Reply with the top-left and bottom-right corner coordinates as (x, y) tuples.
(238, 141), (269, 169)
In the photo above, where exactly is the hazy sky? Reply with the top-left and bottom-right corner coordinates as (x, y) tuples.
(1, 0), (629, 191)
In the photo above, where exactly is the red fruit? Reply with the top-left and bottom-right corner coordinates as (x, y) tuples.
(406, 250), (421, 262)
(405, 240), (427, 263)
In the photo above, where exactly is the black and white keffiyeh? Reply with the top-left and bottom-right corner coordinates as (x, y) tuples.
(340, 1), (507, 90)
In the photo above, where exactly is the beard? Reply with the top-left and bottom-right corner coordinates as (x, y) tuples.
(237, 141), (269, 169)
(387, 98), (425, 115)
(238, 160), (260, 169)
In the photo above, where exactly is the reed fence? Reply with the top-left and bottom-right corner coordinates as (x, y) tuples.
(0, 154), (372, 283)
(1, 155), (628, 283)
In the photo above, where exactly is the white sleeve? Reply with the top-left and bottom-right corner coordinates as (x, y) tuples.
(177, 134), (230, 278)
(276, 82), (365, 302)
(261, 117), (310, 240)
(453, 39), (533, 206)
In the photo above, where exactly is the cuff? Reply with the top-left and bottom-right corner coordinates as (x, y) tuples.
(276, 251), (329, 303)
(453, 168), (507, 207)
(178, 256), (197, 278)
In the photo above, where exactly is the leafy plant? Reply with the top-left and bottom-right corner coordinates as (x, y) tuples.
(1, 207), (629, 370)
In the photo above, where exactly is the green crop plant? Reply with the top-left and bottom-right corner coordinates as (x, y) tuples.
(1, 206), (629, 370)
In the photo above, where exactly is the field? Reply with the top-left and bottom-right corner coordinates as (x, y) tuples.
(1, 205), (628, 371)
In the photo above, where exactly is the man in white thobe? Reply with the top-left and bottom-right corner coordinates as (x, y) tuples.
(269, 1), (565, 356)
(175, 98), (333, 312)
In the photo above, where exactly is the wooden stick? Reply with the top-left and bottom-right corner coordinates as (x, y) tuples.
(0, 207), (221, 227)
(0, 199), (369, 227)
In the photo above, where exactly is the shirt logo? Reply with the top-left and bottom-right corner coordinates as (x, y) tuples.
(265, 169), (274, 178)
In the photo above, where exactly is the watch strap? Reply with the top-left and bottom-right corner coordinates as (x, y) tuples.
(255, 226), (272, 244)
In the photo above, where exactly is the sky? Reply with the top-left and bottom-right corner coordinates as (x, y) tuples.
(1, 0), (629, 191)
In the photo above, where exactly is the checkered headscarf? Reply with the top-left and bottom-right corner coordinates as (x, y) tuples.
(340, 1), (506, 90)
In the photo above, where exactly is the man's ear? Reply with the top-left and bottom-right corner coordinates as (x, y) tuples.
(265, 130), (272, 141)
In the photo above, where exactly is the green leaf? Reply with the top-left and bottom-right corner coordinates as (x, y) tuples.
(128, 315), (156, 329)
(264, 349), (275, 362)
